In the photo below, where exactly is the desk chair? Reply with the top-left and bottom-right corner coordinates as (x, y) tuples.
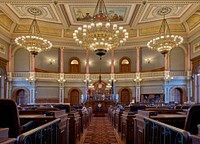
(54, 104), (71, 113)
(0, 99), (36, 138)
(181, 105), (190, 110)
(184, 104), (200, 135)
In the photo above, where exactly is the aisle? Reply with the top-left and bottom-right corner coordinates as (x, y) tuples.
(82, 115), (120, 144)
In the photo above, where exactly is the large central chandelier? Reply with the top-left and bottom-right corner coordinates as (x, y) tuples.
(73, 0), (128, 58)
(147, 15), (183, 55)
(15, 8), (52, 56)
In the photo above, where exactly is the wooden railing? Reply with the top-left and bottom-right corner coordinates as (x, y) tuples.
(144, 117), (190, 144)
(16, 119), (60, 144)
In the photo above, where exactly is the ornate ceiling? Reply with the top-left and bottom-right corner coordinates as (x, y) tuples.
(0, 0), (199, 49)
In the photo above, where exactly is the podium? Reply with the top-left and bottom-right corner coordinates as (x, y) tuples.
(85, 100), (115, 117)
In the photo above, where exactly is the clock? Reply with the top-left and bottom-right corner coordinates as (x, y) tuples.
(98, 103), (102, 107)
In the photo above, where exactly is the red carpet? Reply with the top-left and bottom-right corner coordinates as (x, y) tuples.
(83, 116), (120, 144)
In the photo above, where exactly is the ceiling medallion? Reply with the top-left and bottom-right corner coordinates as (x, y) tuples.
(157, 6), (172, 16)
(27, 7), (43, 16)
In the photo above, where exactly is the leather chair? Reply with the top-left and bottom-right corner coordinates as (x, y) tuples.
(53, 104), (71, 113)
(0, 99), (36, 138)
(184, 104), (200, 135)
(181, 105), (190, 110)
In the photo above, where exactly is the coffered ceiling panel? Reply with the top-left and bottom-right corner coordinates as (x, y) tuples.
(0, 10), (13, 32)
(187, 12), (200, 31)
(0, 0), (198, 47)
(139, 4), (192, 23)
(7, 4), (61, 23)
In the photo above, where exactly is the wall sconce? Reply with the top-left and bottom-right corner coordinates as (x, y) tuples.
(145, 58), (151, 64)
(88, 83), (94, 89)
(83, 79), (91, 83)
(164, 75), (174, 82)
(49, 59), (55, 64)
(134, 77), (142, 82)
(57, 78), (66, 83)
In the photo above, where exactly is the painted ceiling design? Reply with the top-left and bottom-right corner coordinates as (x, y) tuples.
(0, 0), (198, 49)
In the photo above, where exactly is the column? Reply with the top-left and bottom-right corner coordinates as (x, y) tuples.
(110, 49), (115, 98)
(164, 54), (169, 71)
(135, 47), (141, 103)
(8, 44), (12, 72)
(135, 86), (140, 103)
(187, 43), (192, 102)
(7, 44), (12, 98)
(31, 55), (35, 72)
(59, 87), (64, 103)
(85, 49), (90, 100)
(164, 54), (170, 103)
(111, 49), (114, 74)
(30, 88), (35, 104)
(86, 48), (89, 74)
(164, 86), (170, 103)
(136, 47), (140, 73)
(60, 47), (64, 73)
(59, 48), (65, 103)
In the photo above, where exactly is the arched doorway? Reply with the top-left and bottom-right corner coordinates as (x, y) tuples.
(12, 88), (30, 105)
(68, 88), (82, 105)
(118, 87), (132, 105)
(170, 86), (186, 104)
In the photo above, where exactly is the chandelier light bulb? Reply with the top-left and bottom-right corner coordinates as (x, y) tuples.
(147, 16), (183, 55)
(15, 13), (52, 56)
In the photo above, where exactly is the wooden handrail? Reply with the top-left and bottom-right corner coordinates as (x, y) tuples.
(144, 117), (190, 144)
(16, 118), (61, 144)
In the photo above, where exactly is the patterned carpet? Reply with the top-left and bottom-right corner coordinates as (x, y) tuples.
(83, 115), (120, 144)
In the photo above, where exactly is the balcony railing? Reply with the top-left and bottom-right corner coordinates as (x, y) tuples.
(10, 71), (188, 82)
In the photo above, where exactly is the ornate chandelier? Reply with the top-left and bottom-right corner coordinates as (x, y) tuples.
(15, 9), (52, 56)
(73, 0), (128, 58)
(147, 15), (183, 55)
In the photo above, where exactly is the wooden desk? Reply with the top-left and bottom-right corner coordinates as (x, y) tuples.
(150, 114), (186, 129)
(19, 114), (55, 126)
(150, 114), (187, 119)
(19, 110), (69, 144)
(135, 111), (187, 144)
(176, 111), (187, 115)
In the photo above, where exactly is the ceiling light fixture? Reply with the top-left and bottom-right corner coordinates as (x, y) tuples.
(147, 14), (183, 55)
(73, 0), (128, 59)
(15, 8), (52, 56)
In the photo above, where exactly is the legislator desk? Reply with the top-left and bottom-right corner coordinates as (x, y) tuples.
(121, 111), (136, 144)
(150, 114), (187, 128)
(19, 109), (69, 144)
(134, 110), (187, 144)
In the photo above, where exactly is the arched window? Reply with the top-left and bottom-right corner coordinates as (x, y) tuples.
(119, 57), (131, 73)
(69, 57), (81, 73)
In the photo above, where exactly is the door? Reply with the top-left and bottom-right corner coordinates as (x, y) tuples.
(70, 89), (80, 105)
(121, 89), (130, 105)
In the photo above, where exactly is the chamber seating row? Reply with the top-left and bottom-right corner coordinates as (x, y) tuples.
(0, 99), (92, 144)
(108, 103), (200, 144)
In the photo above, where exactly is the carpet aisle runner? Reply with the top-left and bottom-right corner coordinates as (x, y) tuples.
(83, 116), (120, 144)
